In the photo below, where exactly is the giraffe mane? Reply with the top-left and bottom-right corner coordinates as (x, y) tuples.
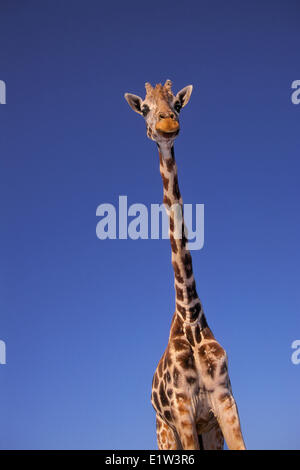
(145, 80), (174, 103)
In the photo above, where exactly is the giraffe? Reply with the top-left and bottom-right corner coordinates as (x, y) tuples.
(124, 80), (246, 450)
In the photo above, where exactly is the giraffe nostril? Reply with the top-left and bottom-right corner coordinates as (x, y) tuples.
(159, 113), (165, 120)
(169, 113), (175, 119)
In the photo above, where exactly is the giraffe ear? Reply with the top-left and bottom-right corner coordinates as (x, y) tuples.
(124, 93), (143, 115)
(175, 85), (193, 108)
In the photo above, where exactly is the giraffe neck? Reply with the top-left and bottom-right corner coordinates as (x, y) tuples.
(157, 142), (204, 324)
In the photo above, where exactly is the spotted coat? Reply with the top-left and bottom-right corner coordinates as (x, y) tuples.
(125, 80), (246, 450)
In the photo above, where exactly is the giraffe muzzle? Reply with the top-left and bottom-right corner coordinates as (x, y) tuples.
(155, 118), (180, 137)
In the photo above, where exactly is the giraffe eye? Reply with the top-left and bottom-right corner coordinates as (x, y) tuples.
(142, 105), (150, 117)
(174, 102), (181, 113)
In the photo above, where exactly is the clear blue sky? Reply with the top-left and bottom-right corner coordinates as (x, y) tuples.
(1, 0), (299, 450)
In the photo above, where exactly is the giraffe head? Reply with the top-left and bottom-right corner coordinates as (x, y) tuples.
(124, 80), (193, 144)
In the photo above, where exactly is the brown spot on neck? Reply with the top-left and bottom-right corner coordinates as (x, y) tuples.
(161, 173), (169, 190)
(166, 157), (175, 172)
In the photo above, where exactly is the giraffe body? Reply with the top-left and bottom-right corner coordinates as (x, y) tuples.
(125, 80), (246, 450)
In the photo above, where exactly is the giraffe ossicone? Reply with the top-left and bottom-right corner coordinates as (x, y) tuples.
(124, 80), (246, 450)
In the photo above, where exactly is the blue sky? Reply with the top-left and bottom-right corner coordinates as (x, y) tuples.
(0, 0), (299, 449)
